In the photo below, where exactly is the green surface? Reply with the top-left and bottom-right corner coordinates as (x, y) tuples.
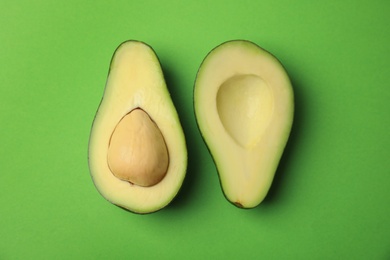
(1, 1), (389, 259)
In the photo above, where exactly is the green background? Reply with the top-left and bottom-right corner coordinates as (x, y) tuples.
(1, 1), (389, 259)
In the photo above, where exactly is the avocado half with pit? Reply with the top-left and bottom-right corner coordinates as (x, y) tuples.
(194, 40), (294, 208)
(88, 40), (187, 214)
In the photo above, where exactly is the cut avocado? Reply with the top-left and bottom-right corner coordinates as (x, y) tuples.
(194, 40), (294, 208)
(88, 40), (187, 214)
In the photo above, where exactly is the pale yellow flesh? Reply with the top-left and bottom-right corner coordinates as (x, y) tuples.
(89, 41), (187, 213)
(107, 108), (169, 187)
(194, 41), (293, 208)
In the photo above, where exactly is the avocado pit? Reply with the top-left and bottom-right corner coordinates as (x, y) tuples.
(107, 108), (169, 187)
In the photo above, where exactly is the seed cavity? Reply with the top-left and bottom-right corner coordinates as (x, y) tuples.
(217, 74), (274, 148)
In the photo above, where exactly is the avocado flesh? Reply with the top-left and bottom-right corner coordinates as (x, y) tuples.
(89, 41), (187, 214)
(194, 40), (293, 208)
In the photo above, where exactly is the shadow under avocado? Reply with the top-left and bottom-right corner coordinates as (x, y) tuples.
(160, 65), (202, 211)
(260, 71), (305, 207)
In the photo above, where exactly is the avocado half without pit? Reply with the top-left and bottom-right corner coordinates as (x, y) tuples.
(88, 41), (187, 214)
(194, 40), (294, 208)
